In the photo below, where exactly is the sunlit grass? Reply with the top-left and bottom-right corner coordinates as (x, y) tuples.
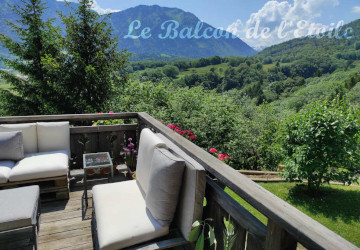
(226, 182), (360, 247)
(0, 79), (11, 90)
(178, 63), (228, 78)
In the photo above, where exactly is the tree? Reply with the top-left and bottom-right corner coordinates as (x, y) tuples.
(162, 65), (179, 78)
(53, 0), (129, 113)
(280, 97), (360, 193)
(0, 0), (62, 115)
(355, 41), (360, 50)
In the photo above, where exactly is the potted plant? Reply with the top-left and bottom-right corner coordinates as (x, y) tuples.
(120, 137), (137, 172)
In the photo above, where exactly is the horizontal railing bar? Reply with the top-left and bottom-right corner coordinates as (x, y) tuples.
(0, 113), (139, 124)
(206, 177), (267, 242)
(138, 112), (358, 250)
(70, 124), (138, 134)
(239, 170), (279, 176)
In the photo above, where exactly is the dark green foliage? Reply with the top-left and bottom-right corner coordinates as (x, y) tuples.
(110, 81), (282, 170)
(263, 57), (273, 64)
(162, 65), (179, 78)
(0, 0), (128, 115)
(50, 0), (128, 113)
(135, 68), (169, 83)
(355, 42), (360, 50)
(345, 73), (360, 90)
(257, 19), (360, 63)
(0, 0), (62, 115)
(280, 97), (360, 193)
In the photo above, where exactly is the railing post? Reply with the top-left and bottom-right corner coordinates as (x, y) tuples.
(265, 220), (297, 250)
(136, 117), (145, 146)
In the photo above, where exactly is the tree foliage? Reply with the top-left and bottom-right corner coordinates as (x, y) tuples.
(52, 0), (128, 113)
(0, 0), (128, 115)
(280, 97), (360, 193)
(0, 0), (61, 114)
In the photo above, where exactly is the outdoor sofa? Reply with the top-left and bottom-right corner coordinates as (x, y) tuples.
(92, 128), (206, 249)
(0, 122), (70, 199)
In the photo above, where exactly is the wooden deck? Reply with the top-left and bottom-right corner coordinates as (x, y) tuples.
(38, 171), (129, 250)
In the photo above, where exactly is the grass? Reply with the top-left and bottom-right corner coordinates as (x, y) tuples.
(262, 62), (292, 72)
(0, 79), (10, 91)
(178, 63), (228, 78)
(226, 183), (360, 247)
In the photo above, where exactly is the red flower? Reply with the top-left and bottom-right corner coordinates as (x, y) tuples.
(98, 112), (102, 114)
(167, 124), (179, 130)
(189, 135), (196, 140)
(209, 148), (217, 153)
(109, 111), (114, 114)
(218, 154), (231, 161)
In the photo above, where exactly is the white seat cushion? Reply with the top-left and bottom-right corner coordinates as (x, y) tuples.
(93, 180), (169, 250)
(136, 128), (167, 193)
(37, 122), (70, 157)
(0, 186), (40, 231)
(0, 161), (15, 184)
(0, 123), (37, 154)
(9, 150), (69, 182)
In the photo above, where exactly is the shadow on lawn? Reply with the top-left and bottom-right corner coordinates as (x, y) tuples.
(287, 184), (360, 224)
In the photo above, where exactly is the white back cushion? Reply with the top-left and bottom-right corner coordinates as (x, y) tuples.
(37, 122), (70, 157)
(0, 123), (38, 154)
(136, 128), (167, 194)
(145, 148), (185, 226)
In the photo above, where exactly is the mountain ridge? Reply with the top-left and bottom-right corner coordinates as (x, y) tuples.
(111, 4), (256, 58)
(0, 0), (256, 63)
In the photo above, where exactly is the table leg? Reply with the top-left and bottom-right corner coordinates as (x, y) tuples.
(83, 170), (88, 207)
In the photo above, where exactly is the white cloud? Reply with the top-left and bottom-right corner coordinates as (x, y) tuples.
(56, 0), (120, 15)
(226, 19), (243, 36)
(227, 0), (340, 48)
(352, 6), (360, 13)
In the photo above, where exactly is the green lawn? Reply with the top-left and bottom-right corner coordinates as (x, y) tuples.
(226, 183), (360, 247)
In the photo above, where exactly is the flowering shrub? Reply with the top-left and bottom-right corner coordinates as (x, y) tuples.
(120, 137), (137, 171)
(209, 148), (231, 165)
(93, 111), (124, 125)
(167, 124), (196, 141)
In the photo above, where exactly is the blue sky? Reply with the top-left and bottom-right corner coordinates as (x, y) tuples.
(69, 0), (360, 49)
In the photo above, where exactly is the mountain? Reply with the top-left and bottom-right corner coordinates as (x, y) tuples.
(0, 0), (256, 65)
(256, 19), (360, 63)
(110, 5), (256, 58)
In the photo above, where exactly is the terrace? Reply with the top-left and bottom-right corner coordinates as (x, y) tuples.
(0, 112), (358, 250)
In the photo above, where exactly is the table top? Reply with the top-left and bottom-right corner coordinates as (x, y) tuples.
(83, 152), (113, 169)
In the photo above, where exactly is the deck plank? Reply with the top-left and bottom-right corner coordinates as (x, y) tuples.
(37, 181), (95, 249)
(40, 216), (91, 236)
(39, 227), (91, 244)
(28, 173), (128, 250)
(38, 233), (93, 250)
